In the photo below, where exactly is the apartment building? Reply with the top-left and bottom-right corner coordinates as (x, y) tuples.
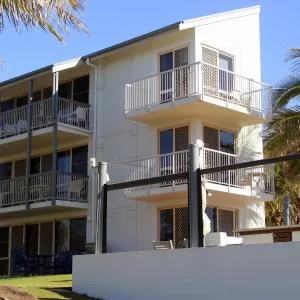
(0, 5), (274, 275)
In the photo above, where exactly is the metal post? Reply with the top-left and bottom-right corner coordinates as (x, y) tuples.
(25, 79), (33, 209)
(188, 144), (203, 247)
(95, 161), (108, 254)
(283, 195), (291, 226)
(52, 72), (59, 205)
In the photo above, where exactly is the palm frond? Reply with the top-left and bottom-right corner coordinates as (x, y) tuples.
(286, 48), (300, 73)
(0, 0), (87, 41)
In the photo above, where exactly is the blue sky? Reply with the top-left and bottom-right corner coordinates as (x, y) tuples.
(0, 0), (299, 85)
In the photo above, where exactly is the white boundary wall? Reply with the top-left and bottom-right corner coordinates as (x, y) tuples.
(73, 242), (300, 300)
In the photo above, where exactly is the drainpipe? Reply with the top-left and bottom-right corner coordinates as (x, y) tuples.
(86, 58), (98, 242)
(283, 195), (291, 226)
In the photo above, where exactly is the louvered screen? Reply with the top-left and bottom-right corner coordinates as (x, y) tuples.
(202, 46), (218, 96)
(218, 209), (235, 236)
(40, 222), (53, 255)
(175, 126), (189, 184)
(203, 126), (219, 150)
(175, 207), (189, 248)
(174, 48), (189, 99)
(11, 226), (24, 250)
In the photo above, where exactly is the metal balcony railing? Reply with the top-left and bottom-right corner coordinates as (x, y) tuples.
(0, 172), (88, 209)
(125, 148), (274, 195)
(125, 62), (272, 115)
(0, 97), (90, 140)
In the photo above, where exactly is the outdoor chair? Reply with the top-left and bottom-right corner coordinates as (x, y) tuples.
(11, 248), (40, 276)
(153, 240), (174, 250)
(48, 250), (80, 274)
(70, 179), (83, 200)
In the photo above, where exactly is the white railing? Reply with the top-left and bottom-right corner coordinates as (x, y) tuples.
(0, 105), (28, 139)
(203, 148), (274, 194)
(56, 172), (88, 203)
(0, 172), (88, 208)
(125, 148), (274, 195)
(0, 97), (90, 141)
(0, 177), (26, 207)
(126, 150), (189, 190)
(125, 61), (272, 115)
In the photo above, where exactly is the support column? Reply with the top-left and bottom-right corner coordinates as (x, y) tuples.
(188, 144), (203, 247)
(95, 162), (107, 254)
(52, 72), (59, 205)
(25, 79), (33, 209)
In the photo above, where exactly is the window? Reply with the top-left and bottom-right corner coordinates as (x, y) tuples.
(59, 82), (72, 99)
(30, 157), (41, 175)
(0, 99), (14, 112)
(159, 47), (189, 102)
(204, 126), (235, 154)
(159, 207), (189, 248)
(72, 146), (88, 175)
(0, 163), (12, 180)
(25, 224), (39, 256)
(57, 151), (71, 173)
(0, 227), (9, 276)
(55, 220), (69, 252)
(73, 76), (89, 104)
(70, 218), (86, 252)
(202, 46), (234, 94)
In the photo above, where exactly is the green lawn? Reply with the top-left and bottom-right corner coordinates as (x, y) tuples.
(0, 274), (95, 299)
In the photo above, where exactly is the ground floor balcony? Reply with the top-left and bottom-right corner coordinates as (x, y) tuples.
(124, 148), (274, 201)
(0, 172), (88, 215)
(125, 62), (272, 128)
(0, 97), (91, 157)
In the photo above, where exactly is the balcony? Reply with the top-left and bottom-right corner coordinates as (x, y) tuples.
(0, 172), (88, 215)
(125, 62), (272, 127)
(124, 148), (274, 201)
(0, 97), (91, 157)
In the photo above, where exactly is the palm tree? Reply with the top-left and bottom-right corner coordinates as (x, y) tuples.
(265, 48), (300, 225)
(0, 0), (87, 42)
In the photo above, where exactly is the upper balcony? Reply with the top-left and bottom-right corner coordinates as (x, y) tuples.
(0, 97), (91, 157)
(124, 148), (274, 202)
(125, 62), (272, 128)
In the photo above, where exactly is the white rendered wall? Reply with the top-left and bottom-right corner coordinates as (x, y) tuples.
(74, 242), (300, 300)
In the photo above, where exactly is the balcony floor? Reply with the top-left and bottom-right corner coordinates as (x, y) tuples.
(0, 199), (88, 218)
(125, 182), (274, 202)
(0, 123), (91, 159)
(125, 94), (267, 128)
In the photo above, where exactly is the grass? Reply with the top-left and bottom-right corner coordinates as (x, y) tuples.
(0, 274), (95, 299)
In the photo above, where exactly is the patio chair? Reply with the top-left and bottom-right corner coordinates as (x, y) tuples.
(70, 179), (83, 200)
(153, 240), (174, 250)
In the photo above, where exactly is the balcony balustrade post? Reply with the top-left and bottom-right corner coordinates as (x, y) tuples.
(52, 71), (59, 204)
(25, 79), (33, 209)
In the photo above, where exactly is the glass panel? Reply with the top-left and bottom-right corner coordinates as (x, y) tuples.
(0, 99), (14, 112)
(0, 163), (12, 180)
(57, 151), (71, 173)
(59, 82), (72, 99)
(220, 130), (235, 154)
(160, 52), (173, 102)
(70, 218), (86, 252)
(159, 209), (173, 241)
(16, 95), (28, 107)
(26, 224), (38, 256)
(159, 129), (173, 155)
(43, 87), (52, 99)
(40, 222), (53, 255)
(72, 146), (88, 175)
(219, 54), (233, 92)
(41, 154), (52, 172)
(11, 225), (24, 251)
(0, 227), (9, 257)
(175, 207), (189, 248)
(31, 157), (40, 175)
(73, 76), (89, 104)
(55, 220), (69, 252)
(205, 207), (217, 232)
(0, 260), (8, 276)
(15, 160), (26, 177)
